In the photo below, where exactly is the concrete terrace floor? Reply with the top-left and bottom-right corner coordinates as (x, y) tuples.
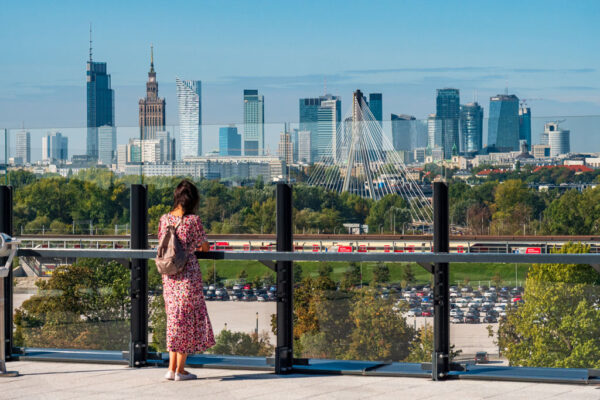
(2, 361), (599, 400)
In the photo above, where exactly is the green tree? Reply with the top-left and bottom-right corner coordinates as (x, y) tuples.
(496, 243), (600, 368)
(209, 329), (274, 356)
(340, 262), (361, 290)
(372, 262), (390, 285)
(403, 264), (416, 285)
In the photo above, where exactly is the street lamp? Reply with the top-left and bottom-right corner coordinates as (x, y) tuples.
(255, 312), (259, 335)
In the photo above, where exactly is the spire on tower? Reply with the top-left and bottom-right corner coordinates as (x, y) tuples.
(150, 44), (155, 73)
(89, 23), (93, 62)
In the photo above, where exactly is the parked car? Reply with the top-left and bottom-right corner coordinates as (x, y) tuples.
(205, 290), (215, 301)
(464, 315), (479, 324)
(475, 351), (489, 364)
(407, 308), (422, 317)
(450, 316), (464, 324)
(242, 292), (257, 301)
(215, 288), (229, 301)
(421, 309), (432, 317)
(483, 315), (497, 323)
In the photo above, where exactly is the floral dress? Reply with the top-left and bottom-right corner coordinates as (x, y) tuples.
(158, 213), (215, 354)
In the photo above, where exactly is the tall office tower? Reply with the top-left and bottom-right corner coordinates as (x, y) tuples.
(86, 38), (114, 159)
(415, 120), (428, 149)
(176, 78), (202, 158)
(460, 102), (484, 153)
(427, 114), (442, 150)
(391, 114), (415, 151)
(278, 131), (293, 165)
(139, 46), (166, 140)
(487, 94), (519, 151)
(545, 122), (570, 156)
(297, 130), (311, 163)
(368, 93), (383, 155)
(42, 131), (69, 162)
(243, 89), (264, 156)
(299, 94), (341, 162)
(16, 130), (31, 164)
(519, 106), (532, 146)
(97, 125), (116, 165)
(317, 97), (342, 162)
(219, 126), (241, 156)
(436, 88), (460, 158)
(156, 130), (175, 161)
(291, 128), (299, 163)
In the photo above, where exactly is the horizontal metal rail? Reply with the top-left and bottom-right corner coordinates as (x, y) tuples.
(15, 248), (600, 266)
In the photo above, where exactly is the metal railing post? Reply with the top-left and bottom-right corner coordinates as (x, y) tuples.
(1, 186), (13, 364)
(130, 184), (148, 368)
(432, 180), (450, 380)
(275, 183), (293, 374)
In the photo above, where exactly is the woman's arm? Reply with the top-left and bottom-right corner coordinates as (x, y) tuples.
(199, 241), (210, 252)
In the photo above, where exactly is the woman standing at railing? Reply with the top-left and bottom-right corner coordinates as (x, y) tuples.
(158, 179), (215, 381)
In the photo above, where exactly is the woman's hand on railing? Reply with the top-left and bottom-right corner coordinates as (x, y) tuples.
(198, 241), (210, 252)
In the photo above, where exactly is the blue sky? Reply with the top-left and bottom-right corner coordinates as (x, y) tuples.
(0, 0), (599, 154)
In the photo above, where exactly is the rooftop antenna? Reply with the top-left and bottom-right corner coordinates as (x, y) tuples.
(324, 77), (327, 95)
(89, 23), (93, 62)
(504, 79), (509, 95)
(150, 44), (155, 72)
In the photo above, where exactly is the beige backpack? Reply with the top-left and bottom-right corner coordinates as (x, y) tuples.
(155, 220), (187, 275)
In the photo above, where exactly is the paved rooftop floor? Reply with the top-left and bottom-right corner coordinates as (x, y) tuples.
(2, 361), (599, 399)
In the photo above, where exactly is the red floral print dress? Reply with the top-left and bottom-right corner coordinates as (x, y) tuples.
(158, 213), (215, 354)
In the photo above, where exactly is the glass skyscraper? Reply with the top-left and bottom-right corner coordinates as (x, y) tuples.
(16, 130), (31, 164)
(519, 106), (532, 146)
(243, 90), (264, 156)
(299, 94), (341, 162)
(391, 114), (415, 151)
(86, 59), (114, 159)
(317, 98), (341, 162)
(460, 102), (483, 153)
(98, 125), (116, 165)
(42, 131), (69, 162)
(176, 78), (202, 158)
(219, 126), (241, 156)
(436, 88), (460, 158)
(488, 94), (520, 151)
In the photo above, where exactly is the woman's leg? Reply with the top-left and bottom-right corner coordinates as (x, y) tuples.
(176, 352), (188, 373)
(169, 351), (177, 372)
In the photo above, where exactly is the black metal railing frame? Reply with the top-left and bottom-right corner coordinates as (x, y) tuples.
(3, 183), (600, 381)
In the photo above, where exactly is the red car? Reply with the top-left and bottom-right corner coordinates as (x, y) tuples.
(421, 310), (432, 317)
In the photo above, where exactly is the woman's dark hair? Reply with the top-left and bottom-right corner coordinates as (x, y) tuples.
(172, 180), (199, 215)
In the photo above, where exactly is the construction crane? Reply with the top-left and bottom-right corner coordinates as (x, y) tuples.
(520, 98), (544, 108)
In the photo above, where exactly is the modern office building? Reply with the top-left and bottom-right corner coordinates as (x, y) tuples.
(391, 114), (415, 151)
(243, 90), (264, 156)
(519, 106), (532, 146)
(278, 131), (293, 165)
(299, 94), (341, 162)
(219, 126), (242, 156)
(545, 122), (570, 156)
(427, 114), (442, 150)
(369, 93), (382, 123)
(532, 144), (551, 158)
(460, 102), (484, 153)
(86, 47), (114, 159)
(317, 97), (341, 162)
(436, 88), (460, 158)
(176, 78), (202, 158)
(97, 125), (116, 165)
(139, 46), (166, 140)
(488, 94), (519, 151)
(42, 131), (68, 162)
(297, 130), (311, 164)
(156, 130), (176, 161)
(16, 130), (30, 164)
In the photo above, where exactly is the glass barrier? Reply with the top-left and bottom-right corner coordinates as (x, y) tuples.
(147, 259), (276, 357)
(451, 254), (600, 370)
(13, 257), (130, 352)
(293, 261), (431, 364)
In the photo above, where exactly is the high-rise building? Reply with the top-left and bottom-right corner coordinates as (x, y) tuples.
(243, 89), (264, 156)
(156, 130), (176, 161)
(427, 114), (442, 150)
(299, 94), (341, 162)
(488, 94), (519, 151)
(297, 130), (311, 163)
(436, 88), (460, 158)
(86, 40), (114, 159)
(519, 106), (532, 146)
(176, 78), (202, 158)
(317, 97), (341, 162)
(278, 131), (293, 165)
(42, 131), (68, 162)
(391, 114), (415, 151)
(16, 130), (30, 164)
(127, 139), (162, 163)
(460, 102), (484, 153)
(139, 46), (166, 140)
(545, 122), (570, 156)
(369, 93), (382, 124)
(97, 125), (116, 165)
(219, 126), (241, 156)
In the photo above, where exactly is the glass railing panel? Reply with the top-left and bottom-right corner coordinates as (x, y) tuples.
(148, 259), (276, 357)
(294, 261), (430, 364)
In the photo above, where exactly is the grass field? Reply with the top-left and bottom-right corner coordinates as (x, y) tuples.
(197, 260), (530, 288)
